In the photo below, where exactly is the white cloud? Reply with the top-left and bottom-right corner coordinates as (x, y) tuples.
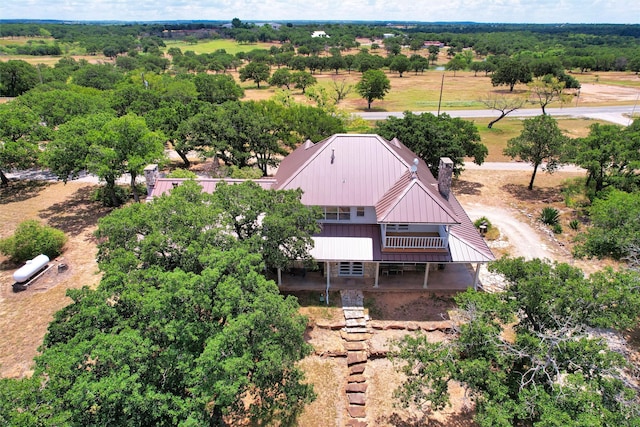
(1, 0), (638, 23)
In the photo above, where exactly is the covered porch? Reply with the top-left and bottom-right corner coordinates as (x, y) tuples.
(275, 262), (481, 293)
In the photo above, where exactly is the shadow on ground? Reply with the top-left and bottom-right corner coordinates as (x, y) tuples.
(38, 186), (112, 237)
(376, 409), (477, 426)
(502, 183), (564, 203)
(454, 179), (483, 196)
(0, 180), (51, 204)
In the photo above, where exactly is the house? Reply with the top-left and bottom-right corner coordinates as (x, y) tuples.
(311, 30), (329, 38)
(147, 134), (494, 292)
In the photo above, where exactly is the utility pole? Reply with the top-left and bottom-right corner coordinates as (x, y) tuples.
(437, 73), (444, 117)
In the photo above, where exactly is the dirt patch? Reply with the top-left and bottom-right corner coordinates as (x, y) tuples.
(0, 180), (108, 378)
(364, 291), (455, 321)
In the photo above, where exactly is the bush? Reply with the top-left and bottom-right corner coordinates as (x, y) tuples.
(552, 223), (563, 234)
(569, 219), (580, 230)
(473, 216), (500, 240)
(91, 185), (133, 207)
(166, 168), (198, 179)
(474, 216), (493, 229)
(539, 207), (560, 226)
(0, 220), (67, 262)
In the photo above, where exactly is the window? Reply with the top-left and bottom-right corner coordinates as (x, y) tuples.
(387, 224), (409, 231)
(356, 207), (365, 217)
(339, 262), (364, 276)
(324, 206), (351, 221)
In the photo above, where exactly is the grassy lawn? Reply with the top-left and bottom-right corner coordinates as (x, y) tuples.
(473, 117), (606, 162)
(163, 38), (274, 55)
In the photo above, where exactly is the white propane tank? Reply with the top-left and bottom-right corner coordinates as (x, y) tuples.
(13, 254), (50, 283)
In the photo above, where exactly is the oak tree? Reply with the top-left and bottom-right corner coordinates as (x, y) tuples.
(504, 114), (568, 190)
(355, 69), (391, 110)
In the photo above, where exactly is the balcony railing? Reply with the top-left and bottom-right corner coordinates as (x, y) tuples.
(384, 235), (446, 250)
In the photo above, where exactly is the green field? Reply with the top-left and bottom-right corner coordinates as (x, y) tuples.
(163, 39), (274, 55)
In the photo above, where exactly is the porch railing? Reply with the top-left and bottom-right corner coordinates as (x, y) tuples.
(384, 235), (446, 249)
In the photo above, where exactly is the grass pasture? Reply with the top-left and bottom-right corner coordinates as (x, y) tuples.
(163, 38), (275, 55)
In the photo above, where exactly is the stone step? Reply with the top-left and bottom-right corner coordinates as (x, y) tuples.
(347, 351), (368, 365)
(344, 341), (367, 351)
(346, 318), (367, 328)
(347, 374), (366, 383)
(341, 331), (372, 341)
(347, 392), (366, 405)
(346, 419), (368, 427)
(346, 382), (368, 393)
(347, 405), (367, 419)
(344, 309), (366, 320)
(349, 362), (366, 375)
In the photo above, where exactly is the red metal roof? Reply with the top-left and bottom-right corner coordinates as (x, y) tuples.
(147, 133), (494, 264)
(275, 134), (458, 225)
(376, 171), (459, 224)
(150, 178), (277, 198)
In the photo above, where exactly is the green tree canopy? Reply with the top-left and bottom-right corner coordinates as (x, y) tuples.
(491, 58), (533, 91)
(355, 69), (391, 110)
(0, 179), (319, 424)
(574, 190), (640, 260)
(88, 113), (166, 205)
(393, 257), (640, 427)
(0, 103), (42, 186)
(18, 86), (112, 127)
(566, 119), (640, 194)
(389, 54), (411, 77)
(504, 114), (568, 190)
(193, 72), (244, 104)
(238, 61), (271, 88)
(0, 60), (39, 97)
(375, 111), (487, 177)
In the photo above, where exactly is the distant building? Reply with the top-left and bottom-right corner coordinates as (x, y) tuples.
(311, 30), (329, 38)
(423, 41), (445, 48)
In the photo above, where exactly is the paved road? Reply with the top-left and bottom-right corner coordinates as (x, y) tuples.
(358, 105), (638, 126)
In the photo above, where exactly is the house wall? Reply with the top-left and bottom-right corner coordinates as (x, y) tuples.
(325, 262), (378, 279)
(385, 224), (440, 233)
(319, 206), (377, 224)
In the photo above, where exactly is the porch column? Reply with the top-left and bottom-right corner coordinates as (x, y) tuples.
(374, 262), (379, 288)
(277, 268), (282, 286)
(423, 263), (430, 289)
(325, 262), (331, 306)
(473, 263), (481, 291)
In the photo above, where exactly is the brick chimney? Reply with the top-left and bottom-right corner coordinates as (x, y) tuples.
(144, 164), (159, 198)
(437, 157), (453, 200)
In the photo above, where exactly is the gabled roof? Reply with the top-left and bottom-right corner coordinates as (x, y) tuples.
(274, 134), (457, 225)
(376, 171), (459, 224)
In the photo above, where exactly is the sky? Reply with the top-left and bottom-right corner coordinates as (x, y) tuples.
(1, 0), (638, 24)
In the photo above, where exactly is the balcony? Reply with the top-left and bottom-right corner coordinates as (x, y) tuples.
(383, 232), (446, 252)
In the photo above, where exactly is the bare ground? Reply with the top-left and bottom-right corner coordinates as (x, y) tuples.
(0, 74), (633, 423)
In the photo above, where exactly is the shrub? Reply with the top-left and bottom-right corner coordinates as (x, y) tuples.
(473, 216), (499, 240)
(569, 219), (580, 230)
(0, 220), (67, 262)
(552, 223), (563, 234)
(474, 216), (493, 229)
(539, 207), (560, 226)
(166, 169), (197, 179)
